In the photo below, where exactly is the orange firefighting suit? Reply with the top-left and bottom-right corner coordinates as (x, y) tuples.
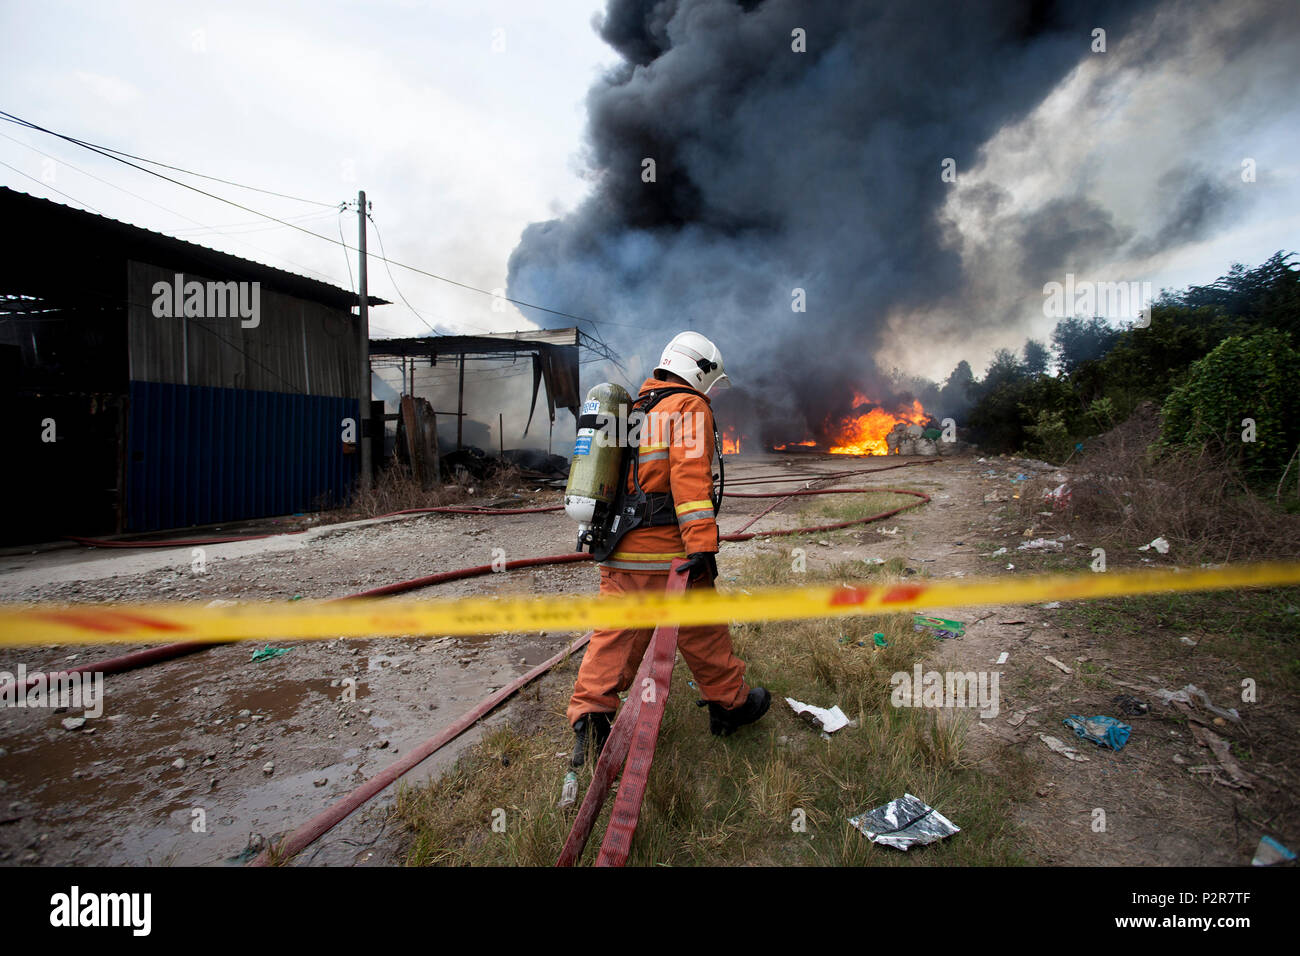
(566, 377), (750, 726)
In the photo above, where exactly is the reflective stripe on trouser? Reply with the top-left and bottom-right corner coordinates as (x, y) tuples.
(566, 565), (750, 726)
(600, 550), (686, 572)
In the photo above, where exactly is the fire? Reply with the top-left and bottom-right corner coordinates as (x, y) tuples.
(828, 398), (928, 456)
(721, 426), (741, 455)
(771, 393), (930, 455)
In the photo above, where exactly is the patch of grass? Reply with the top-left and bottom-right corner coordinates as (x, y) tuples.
(1058, 587), (1300, 694)
(797, 491), (926, 525)
(392, 543), (1028, 866)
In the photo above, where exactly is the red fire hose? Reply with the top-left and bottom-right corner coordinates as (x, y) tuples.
(247, 482), (932, 866)
(8, 463), (934, 864)
(3, 466), (931, 695)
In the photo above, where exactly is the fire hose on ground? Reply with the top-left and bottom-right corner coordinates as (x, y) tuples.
(6, 460), (939, 864)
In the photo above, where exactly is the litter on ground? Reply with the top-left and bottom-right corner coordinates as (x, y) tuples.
(1189, 724), (1254, 789)
(1252, 836), (1296, 866)
(1063, 715), (1132, 751)
(1044, 656), (1073, 675)
(1038, 733), (1089, 761)
(1155, 684), (1241, 723)
(1018, 537), (1064, 551)
(785, 697), (850, 734)
(1111, 694), (1149, 716)
(913, 615), (965, 640)
(848, 793), (960, 850)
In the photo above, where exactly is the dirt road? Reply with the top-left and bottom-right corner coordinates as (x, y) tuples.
(1, 452), (1291, 866)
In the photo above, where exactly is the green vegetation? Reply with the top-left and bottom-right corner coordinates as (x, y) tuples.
(943, 252), (1300, 488)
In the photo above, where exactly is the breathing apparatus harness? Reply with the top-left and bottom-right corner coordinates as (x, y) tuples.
(584, 384), (725, 563)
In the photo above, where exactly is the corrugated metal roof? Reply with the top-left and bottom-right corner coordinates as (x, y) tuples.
(1, 186), (389, 310)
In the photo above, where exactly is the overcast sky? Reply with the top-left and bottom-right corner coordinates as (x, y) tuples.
(2, 0), (1297, 389)
(0, 0), (616, 341)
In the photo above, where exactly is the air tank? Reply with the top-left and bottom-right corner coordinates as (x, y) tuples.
(564, 383), (631, 534)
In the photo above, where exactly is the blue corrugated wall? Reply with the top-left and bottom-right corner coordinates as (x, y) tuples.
(127, 381), (358, 532)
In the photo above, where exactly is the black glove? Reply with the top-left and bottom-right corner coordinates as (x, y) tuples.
(676, 552), (718, 584)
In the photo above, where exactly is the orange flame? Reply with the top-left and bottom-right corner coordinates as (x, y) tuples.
(773, 440), (816, 451)
(827, 398), (928, 456)
(721, 426), (741, 455)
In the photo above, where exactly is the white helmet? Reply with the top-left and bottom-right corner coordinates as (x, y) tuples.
(654, 331), (730, 395)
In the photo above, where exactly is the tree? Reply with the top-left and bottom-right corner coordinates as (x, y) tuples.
(1161, 330), (1300, 484)
(1023, 338), (1050, 376)
(938, 360), (974, 418)
(1051, 316), (1121, 374)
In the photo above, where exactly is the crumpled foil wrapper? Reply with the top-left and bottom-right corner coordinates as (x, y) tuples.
(848, 793), (960, 850)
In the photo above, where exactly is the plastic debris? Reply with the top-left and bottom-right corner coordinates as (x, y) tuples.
(848, 793), (959, 850)
(250, 645), (290, 663)
(1111, 694), (1149, 716)
(1189, 724), (1254, 789)
(558, 771), (578, 809)
(1042, 601), (1062, 609)
(1018, 537), (1064, 551)
(872, 633), (888, 648)
(913, 615), (965, 640)
(1138, 536), (1171, 554)
(1063, 715), (1132, 751)
(785, 697), (850, 734)
(1252, 836), (1296, 867)
(1154, 684), (1241, 723)
(1038, 733), (1089, 761)
(1179, 636), (1198, 646)
(987, 547), (1008, 557)
(1044, 483), (1072, 510)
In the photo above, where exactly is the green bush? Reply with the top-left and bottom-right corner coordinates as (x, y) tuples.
(1024, 409), (1072, 462)
(1160, 330), (1300, 483)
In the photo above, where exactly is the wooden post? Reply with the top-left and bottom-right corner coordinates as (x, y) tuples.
(456, 352), (465, 451)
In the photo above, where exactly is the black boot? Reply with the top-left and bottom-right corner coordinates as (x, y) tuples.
(570, 712), (613, 768)
(705, 687), (772, 737)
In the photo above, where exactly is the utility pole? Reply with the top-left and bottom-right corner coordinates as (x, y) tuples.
(456, 352), (465, 450)
(357, 190), (371, 489)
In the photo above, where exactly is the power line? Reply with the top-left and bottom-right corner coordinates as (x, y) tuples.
(365, 206), (440, 336)
(336, 206), (356, 296)
(0, 109), (630, 332)
(0, 128), (347, 287)
(0, 157), (103, 214)
(0, 113), (335, 207)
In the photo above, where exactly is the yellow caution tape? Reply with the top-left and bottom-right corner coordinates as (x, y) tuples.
(0, 562), (1297, 647)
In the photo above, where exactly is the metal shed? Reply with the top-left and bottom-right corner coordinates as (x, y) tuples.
(0, 187), (385, 543)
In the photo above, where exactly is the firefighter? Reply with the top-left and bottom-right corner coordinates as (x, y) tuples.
(566, 331), (770, 766)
